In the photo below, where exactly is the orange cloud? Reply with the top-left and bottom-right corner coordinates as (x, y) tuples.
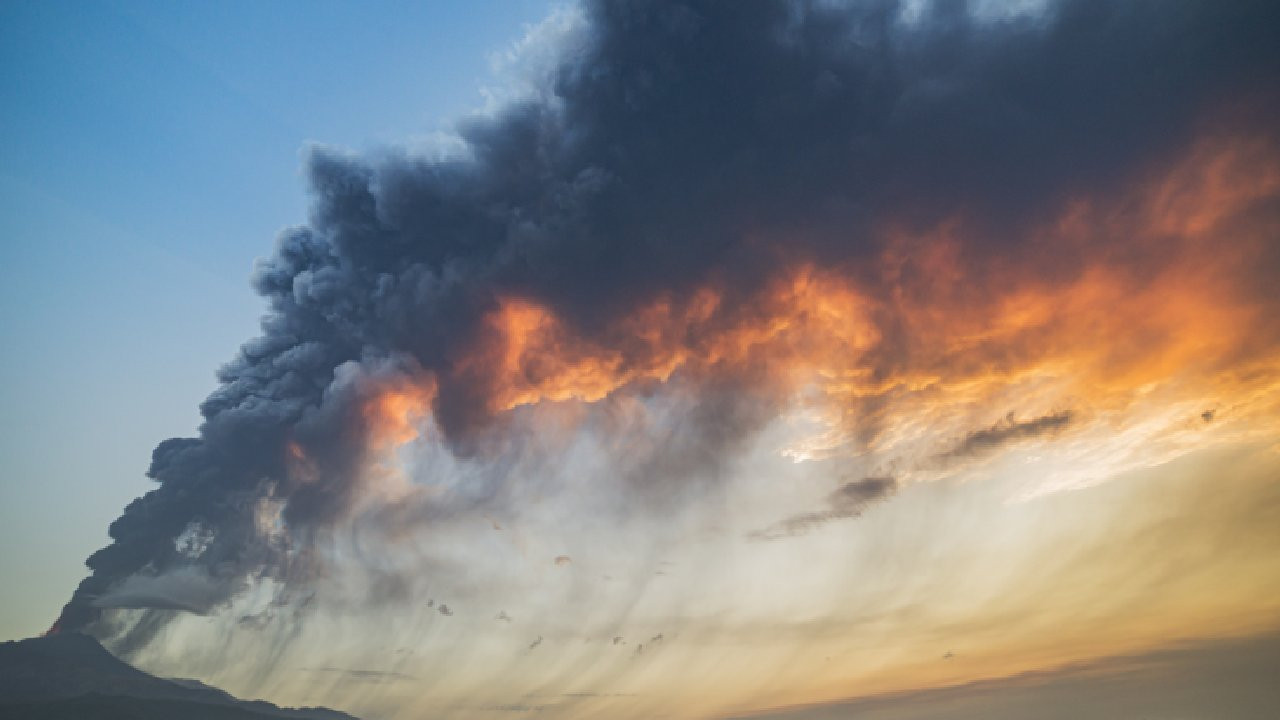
(362, 380), (434, 452)
(398, 129), (1280, 484)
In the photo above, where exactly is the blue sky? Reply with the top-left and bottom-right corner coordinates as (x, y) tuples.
(0, 0), (555, 641)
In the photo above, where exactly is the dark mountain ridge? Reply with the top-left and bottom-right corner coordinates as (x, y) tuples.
(0, 633), (358, 720)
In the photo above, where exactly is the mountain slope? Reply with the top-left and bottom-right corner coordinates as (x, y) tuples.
(0, 633), (357, 720)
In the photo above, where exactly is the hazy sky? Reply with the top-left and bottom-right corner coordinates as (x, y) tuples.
(3, 2), (1279, 720)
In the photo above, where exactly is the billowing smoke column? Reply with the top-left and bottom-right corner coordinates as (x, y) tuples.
(53, 0), (1280, 641)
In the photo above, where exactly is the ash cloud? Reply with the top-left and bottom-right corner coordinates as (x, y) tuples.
(90, 567), (226, 616)
(751, 477), (899, 541)
(940, 411), (1074, 461)
(53, 0), (1280, 647)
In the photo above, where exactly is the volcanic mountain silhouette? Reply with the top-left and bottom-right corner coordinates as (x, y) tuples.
(0, 633), (357, 720)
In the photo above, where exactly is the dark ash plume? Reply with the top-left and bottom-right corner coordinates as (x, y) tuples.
(52, 0), (1280, 643)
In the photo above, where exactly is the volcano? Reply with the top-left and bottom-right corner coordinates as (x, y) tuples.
(0, 633), (357, 720)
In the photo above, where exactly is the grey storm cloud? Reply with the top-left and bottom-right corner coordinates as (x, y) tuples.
(53, 0), (1280, 646)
